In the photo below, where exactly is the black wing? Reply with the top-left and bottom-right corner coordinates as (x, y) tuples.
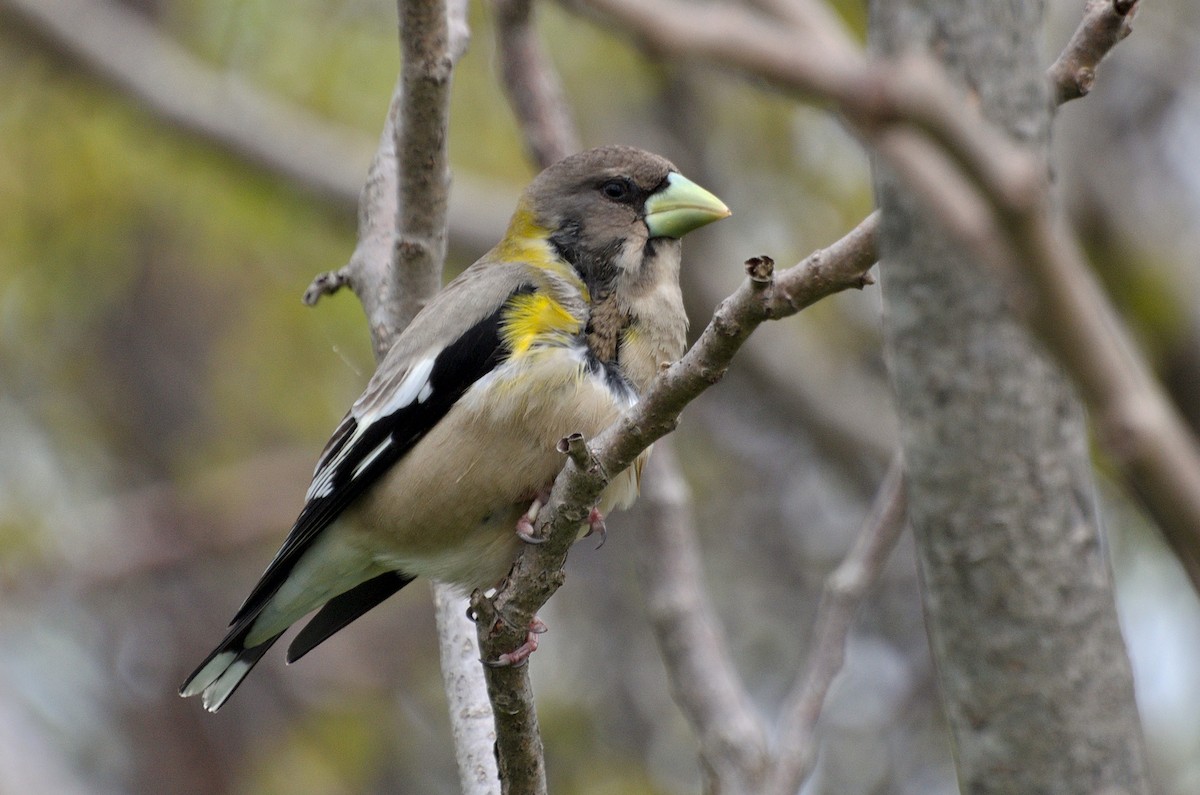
(229, 289), (529, 625)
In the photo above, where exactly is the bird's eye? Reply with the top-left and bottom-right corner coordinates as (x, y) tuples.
(601, 178), (632, 201)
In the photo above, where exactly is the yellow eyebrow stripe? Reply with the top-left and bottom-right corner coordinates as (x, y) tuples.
(501, 292), (581, 354)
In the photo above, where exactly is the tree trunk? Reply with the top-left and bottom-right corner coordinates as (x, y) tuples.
(869, 1), (1151, 793)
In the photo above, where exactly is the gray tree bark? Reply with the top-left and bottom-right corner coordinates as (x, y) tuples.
(869, 1), (1151, 793)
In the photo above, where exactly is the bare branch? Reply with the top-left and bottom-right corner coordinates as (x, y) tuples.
(473, 214), (879, 778)
(295, 0), (497, 788)
(637, 442), (770, 792)
(767, 455), (907, 795)
(493, 0), (581, 168)
(571, 0), (1200, 594)
(1047, 0), (1140, 105)
(390, 0), (468, 340)
(5, 0), (510, 255)
(469, 589), (549, 795)
(434, 583), (501, 795)
(480, 2), (1167, 788)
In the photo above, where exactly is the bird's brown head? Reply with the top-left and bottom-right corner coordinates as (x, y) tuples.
(512, 145), (730, 296)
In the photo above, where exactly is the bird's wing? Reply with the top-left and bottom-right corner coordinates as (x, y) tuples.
(231, 261), (535, 624)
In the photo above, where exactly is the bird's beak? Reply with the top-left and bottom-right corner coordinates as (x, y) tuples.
(644, 172), (731, 239)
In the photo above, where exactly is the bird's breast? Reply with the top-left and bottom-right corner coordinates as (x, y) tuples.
(347, 342), (637, 591)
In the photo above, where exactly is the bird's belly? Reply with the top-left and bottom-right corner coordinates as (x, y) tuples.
(347, 345), (635, 591)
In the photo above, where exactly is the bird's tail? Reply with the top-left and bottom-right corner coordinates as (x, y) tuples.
(178, 620), (283, 712)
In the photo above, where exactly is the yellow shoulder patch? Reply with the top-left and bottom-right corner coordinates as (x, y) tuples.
(495, 204), (590, 301)
(502, 292), (581, 354)
(496, 205), (554, 265)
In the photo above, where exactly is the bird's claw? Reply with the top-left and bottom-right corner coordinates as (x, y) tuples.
(485, 617), (548, 668)
(584, 507), (607, 549)
(515, 490), (552, 544)
(515, 513), (545, 544)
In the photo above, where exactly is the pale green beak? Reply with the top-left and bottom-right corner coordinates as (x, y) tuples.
(644, 172), (731, 239)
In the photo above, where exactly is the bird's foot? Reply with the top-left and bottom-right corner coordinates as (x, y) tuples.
(584, 507), (607, 549)
(516, 488), (552, 544)
(485, 617), (548, 668)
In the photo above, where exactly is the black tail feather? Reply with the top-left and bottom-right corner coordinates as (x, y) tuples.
(287, 571), (414, 663)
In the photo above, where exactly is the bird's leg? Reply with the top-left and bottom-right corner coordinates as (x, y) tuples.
(485, 616), (549, 668)
(583, 506), (607, 548)
(515, 487), (553, 544)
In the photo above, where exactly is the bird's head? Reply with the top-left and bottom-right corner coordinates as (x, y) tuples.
(510, 145), (730, 297)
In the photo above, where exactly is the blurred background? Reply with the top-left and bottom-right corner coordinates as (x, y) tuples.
(1, 0), (1198, 792)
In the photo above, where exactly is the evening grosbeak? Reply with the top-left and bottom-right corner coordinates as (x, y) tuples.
(180, 146), (730, 711)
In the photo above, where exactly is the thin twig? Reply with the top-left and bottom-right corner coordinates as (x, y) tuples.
(493, 0), (581, 168)
(637, 442), (770, 792)
(767, 455), (908, 795)
(1047, 0), (1140, 105)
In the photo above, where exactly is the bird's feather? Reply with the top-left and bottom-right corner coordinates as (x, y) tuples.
(286, 570), (415, 663)
(231, 283), (534, 626)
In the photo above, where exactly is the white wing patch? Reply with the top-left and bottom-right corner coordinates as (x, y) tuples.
(304, 355), (436, 501)
(306, 462), (337, 501)
(373, 356), (436, 420)
(351, 437), (393, 481)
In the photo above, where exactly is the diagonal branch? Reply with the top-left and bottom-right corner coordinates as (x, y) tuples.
(1047, 0), (1139, 105)
(493, 0), (581, 168)
(473, 213), (880, 786)
(571, 0), (1200, 591)
(637, 443), (770, 792)
(479, 1), (1163, 789)
(766, 455), (907, 795)
(5, 0), (510, 255)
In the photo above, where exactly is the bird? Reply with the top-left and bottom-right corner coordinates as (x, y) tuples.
(179, 145), (730, 711)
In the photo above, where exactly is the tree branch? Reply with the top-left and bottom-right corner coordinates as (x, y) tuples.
(4, 0), (510, 255)
(475, 3), (1161, 792)
(1047, 0), (1139, 105)
(473, 214), (879, 787)
(571, 0), (1200, 592)
(299, 1), (497, 791)
(637, 442), (771, 792)
(390, 0), (468, 339)
(492, 0), (581, 168)
(766, 455), (907, 795)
